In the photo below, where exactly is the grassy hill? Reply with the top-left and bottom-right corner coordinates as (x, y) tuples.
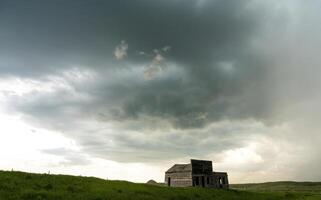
(0, 170), (320, 200)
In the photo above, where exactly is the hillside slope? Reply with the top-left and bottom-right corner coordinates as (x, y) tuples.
(0, 170), (320, 200)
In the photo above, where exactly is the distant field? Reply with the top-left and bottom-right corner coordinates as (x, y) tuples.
(231, 181), (321, 194)
(0, 170), (320, 200)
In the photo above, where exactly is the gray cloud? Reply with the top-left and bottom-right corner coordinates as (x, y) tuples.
(41, 148), (91, 166)
(1, 0), (321, 181)
(0, 0), (273, 128)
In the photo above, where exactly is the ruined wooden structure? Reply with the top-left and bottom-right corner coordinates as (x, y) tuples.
(165, 159), (229, 188)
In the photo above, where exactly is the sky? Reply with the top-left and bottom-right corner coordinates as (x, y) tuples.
(0, 0), (321, 183)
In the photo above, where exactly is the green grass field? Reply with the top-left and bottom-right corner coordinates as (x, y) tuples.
(0, 170), (320, 200)
(231, 181), (321, 193)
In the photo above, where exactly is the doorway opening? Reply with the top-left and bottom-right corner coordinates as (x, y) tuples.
(195, 177), (199, 186)
(219, 177), (223, 188)
(201, 176), (205, 187)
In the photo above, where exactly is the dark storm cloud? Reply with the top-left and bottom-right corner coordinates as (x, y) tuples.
(1, 0), (290, 163)
(0, 0), (118, 77)
(0, 0), (272, 128)
(1, 0), (321, 182)
(0, 0), (263, 73)
(78, 121), (265, 162)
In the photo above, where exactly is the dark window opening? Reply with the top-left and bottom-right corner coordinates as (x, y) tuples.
(168, 177), (171, 186)
(195, 177), (199, 186)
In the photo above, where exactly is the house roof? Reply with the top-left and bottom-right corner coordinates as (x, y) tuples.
(165, 164), (192, 173)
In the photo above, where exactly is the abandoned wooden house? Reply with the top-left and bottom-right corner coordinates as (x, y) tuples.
(165, 159), (229, 188)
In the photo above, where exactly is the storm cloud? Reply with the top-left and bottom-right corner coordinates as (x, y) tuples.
(1, 0), (321, 182)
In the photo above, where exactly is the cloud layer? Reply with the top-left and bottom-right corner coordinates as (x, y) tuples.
(1, 0), (321, 182)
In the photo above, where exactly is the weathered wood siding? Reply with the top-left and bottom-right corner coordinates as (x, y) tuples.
(191, 160), (213, 174)
(165, 171), (192, 187)
(212, 172), (229, 189)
